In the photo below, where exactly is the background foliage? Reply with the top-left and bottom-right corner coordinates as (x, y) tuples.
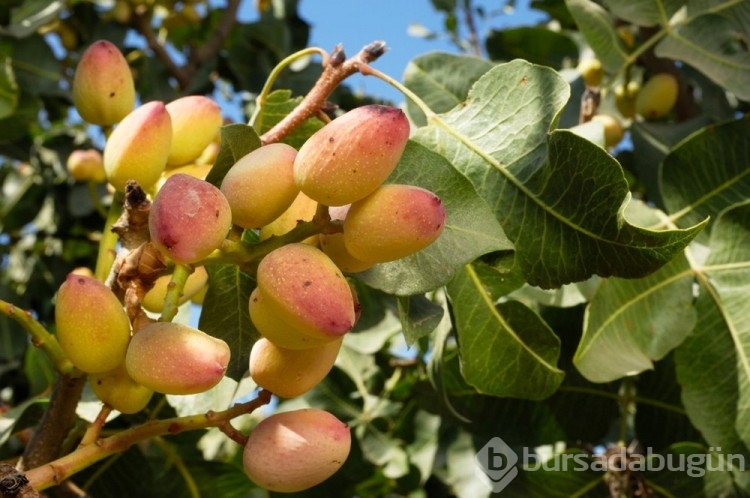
(1, 0), (749, 497)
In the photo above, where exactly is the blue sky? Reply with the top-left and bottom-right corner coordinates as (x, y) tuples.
(237, 1), (548, 104)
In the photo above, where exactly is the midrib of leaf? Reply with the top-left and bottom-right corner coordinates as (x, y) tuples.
(694, 269), (750, 396)
(663, 168), (750, 227)
(429, 115), (645, 246)
(575, 267), (693, 359)
(464, 264), (559, 373)
(11, 59), (58, 81)
(557, 385), (687, 415)
(664, 30), (750, 71)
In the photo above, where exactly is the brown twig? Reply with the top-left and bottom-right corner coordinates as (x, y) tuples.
(260, 41), (388, 145)
(186, 0), (241, 79)
(17, 374), (87, 472)
(132, 9), (190, 89)
(462, 0), (482, 57)
(24, 390), (273, 491)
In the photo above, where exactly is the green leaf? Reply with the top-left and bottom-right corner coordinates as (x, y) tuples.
(565, 0), (629, 72)
(198, 264), (258, 381)
(253, 89), (326, 149)
(661, 116), (750, 234)
(355, 141), (512, 296)
(675, 201), (750, 469)
(397, 294), (444, 346)
(447, 263), (564, 399)
(485, 27), (579, 68)
(602, 0), (685, 27)
(0, 44), (17, 119)
(8, 34), (61, 96)
(403, 52), (495, 127)
(0, 0), (63, 38)
(656, 1), (750, 101)
(205, 123), (261, 188)
(574, 251), (696, 383)
(416, 59), (706, 288)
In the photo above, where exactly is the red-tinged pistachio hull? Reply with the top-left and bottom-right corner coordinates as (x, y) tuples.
(293, 105), (410, 206)
(103, 101), (172, 192)
(148, 174), (232, 264)
(55, 273), (131, 374)
(73, 40), (135, 126)
(243, 409), (351, 492)
(125, 322), (230, 395)
(344, 184), (447, 263)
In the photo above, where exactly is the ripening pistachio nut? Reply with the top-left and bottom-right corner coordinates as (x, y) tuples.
(258, 191), (319, 245)
(90, 362), (153, 414)
(591, 114), (625, 148)
(103, 101), (172, 192)
(578, 58), (604, 87)
(125, 322), (230, 395)
(319, 205), (374, 273)
(251, 244), (356, 348)
(636, 73), (679, 120)
(55, 273), (131, 373)
(73, 40), (135, 126)
(249, 337), (342, 398)
(243, 409), (351, 492)
(141, 265), (209, 313)
(344, 184), (447, 263)
(67, 148), (106, 183)
(165, 96), (223, 167)
(220, 143), (300, 229)
(149, 174), (233, 264)
(294, 105), (410, 206)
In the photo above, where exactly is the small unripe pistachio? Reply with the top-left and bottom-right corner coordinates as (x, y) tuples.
(90, 362), (153, 414)
(67, 148), (106, 182)
(73, 40), (135, 126)
(636, 73), (679, 120)
(577, 58), (604, 87)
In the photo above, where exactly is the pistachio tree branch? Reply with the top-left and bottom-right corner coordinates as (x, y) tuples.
(186, 0), (241, 78)
(260, 41), (388, 145)
(132, 9), (190, 89)
(24, 390), (273, 491)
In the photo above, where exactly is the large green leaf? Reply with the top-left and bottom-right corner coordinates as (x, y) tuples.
(355, 141), (512, 296)
(574, 252), (696, 383)
(565, 0), (629, 72)
(675, 201), (750, 490)
(661, 116), (750, 234)
(0, 0), (63, 38)
(403, 52), (495, 127)
(447, 263), (564, 399)
(414, 60), (705, 287)
(0, 43), (17, 120)
(655, 1), (750, 101)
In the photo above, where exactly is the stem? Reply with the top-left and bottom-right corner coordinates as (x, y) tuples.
(359, 64), (437, 122)
(249, 46), (330, 130)
(78, 406), (113, 447)
(18, 374), (87, 472)
(25, 390), (273, 491)
(0, 300), (80, 377)
(94, 192), (123, 284)
(159, 263), (192, 323)
(86, 182), (108, 218)
(260, 41), (388, 145)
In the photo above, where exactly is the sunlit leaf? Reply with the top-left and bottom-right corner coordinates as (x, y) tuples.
(414, 59), (705, 288)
